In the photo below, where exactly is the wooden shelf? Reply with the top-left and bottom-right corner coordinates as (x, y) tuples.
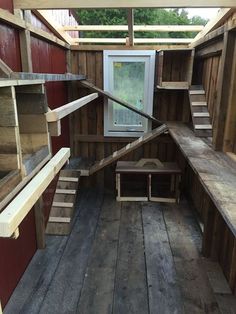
(156, 49), (194, 89)
(0, 81), (51, 210)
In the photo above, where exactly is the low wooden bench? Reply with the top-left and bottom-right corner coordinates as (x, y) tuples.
(115, 158), (181, 203)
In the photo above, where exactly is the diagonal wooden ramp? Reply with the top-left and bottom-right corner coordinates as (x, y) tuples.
(89, 124), (168, 175)
(80, 80), (162, 125)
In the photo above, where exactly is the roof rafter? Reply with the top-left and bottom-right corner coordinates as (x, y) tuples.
(13, 0), (236, 9)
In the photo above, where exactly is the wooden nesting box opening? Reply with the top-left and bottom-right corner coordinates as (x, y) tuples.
(157, 49), (194, 89)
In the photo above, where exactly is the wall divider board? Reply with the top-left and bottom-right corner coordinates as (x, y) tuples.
(0, 80), (51, 205)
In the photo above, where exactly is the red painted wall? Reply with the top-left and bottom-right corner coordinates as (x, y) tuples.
(0, 7), (70, 308)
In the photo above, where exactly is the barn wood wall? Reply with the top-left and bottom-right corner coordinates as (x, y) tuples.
(70, 50), (191, 189)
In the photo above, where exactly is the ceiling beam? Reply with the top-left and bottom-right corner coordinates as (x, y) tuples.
(72, 37), (193, 44)
(34, 10), (74, 44)
(62, 25), (204, 32)
(13, 0), (236, 9)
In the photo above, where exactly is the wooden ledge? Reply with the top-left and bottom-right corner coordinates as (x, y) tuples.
(167, 122), (236, 237)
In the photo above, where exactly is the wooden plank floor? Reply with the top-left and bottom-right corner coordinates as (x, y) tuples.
(4, 190), (235, 314)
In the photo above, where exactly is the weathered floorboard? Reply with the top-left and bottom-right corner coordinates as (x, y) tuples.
(38, 189), (103, 314)
(163, 203), (220, 314)
(142, 202), (184, 314)
(77, 195), (121, 314)
(113, 202), (149, 314)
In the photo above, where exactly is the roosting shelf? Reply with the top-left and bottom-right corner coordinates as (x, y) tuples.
(0, 80), (51, 207)
(156, 49), (194, 89)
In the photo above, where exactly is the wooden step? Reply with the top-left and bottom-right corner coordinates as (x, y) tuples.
(189, 90), (205, 95)
(193, 112), (210, 117)
(48, 217), (71, 223)
(52, 201), (73, 208)
(58, 176), (79, 182)
(55, 189), (77, 195)
(195, 125), (212, 130)
(89, 124), (168, 175)
(191, 101), (207, 106)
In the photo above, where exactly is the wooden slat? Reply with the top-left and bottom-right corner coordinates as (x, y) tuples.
(46, 93), (99, 122)
(48, 217), (71, 223)
(127, 8), (134, 46)
(189, 90), (205, 95)
(142, 203), (184, 313)
(195, 125), (212, 130)
(191, 101), (207, 106)
(73, 37), (192, 44)
(58, 177), (79, 182)
(12, 72), (86, 81)
(62, 25), (204, 32)
(52, 202), (73, 208)
(80, 80), (162, 124)
(55, 189), (76, 195)
(193, 112), (210, 117)
(0, 148), (70, 237)
(89, 124), (168, 174)
(14, 0), (236, 9)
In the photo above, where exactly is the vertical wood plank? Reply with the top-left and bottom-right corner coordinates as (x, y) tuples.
(34, 196), (45, 249)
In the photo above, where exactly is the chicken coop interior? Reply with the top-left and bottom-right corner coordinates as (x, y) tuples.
(0, 1), (236, 313)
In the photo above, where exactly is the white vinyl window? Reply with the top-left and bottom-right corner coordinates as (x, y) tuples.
(104, 50), (155, 137)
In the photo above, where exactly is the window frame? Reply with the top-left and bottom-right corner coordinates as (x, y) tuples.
(103, 50), (156, 137)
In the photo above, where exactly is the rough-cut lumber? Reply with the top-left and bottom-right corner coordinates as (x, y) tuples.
(89, 124), (168, 174)
(0, 148), (70, 237)
(73, 38), (192, 44)
(127, 9), (134, 46)
(35, 10), (73, 44)
(46, 93), (98, 122)
(80, 80), (162, 124)
(14, 0), (236, 9)
(190, 8), (235, 46)
(71, 44), (189, 51)
(12, 72), (86, 81)
(48, 121), (61, 136)
(63, 25), (204, 32)
(34, 197), (45, 249)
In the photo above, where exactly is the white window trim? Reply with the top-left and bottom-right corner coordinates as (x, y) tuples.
(104, 50), (156, 137)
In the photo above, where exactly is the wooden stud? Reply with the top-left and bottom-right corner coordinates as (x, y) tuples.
(34, 196), (45, 249)
(19, 29), (33, 72)
(48, 217), (71, 223)
(127, 8), (134, 46)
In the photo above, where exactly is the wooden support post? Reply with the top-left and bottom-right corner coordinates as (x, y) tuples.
(127, 8), (134, 46)
(213, 31), (236, 150)
(34, 196), (45, 249)
(19, 29), (33, 72)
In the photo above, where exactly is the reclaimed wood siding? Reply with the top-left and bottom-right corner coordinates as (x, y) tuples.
(176, 148), (236, 295)
(70, 51), (191, 188)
